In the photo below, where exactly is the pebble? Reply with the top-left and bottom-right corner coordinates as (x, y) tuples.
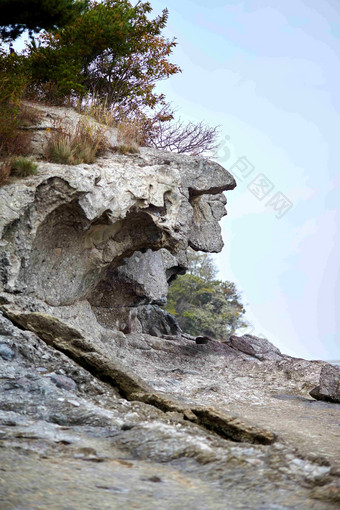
(0, 343), (16, 361)
(36, 367), (48, 373)
(145, 476), (162, 483)
(121, 423), (134, 431)
(49, 373), (78, 391)
(67, 399), (80, 407)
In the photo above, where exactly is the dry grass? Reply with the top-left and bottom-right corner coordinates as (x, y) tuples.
(18, 103), (42, 127)
(0, 100), (35, 186)
(114, 144), (139, 155)
(0, 102), (40, 161)
(45, 118), (108, 165)
(116, 119), (141, 154)
(77, 98), (142, 154)
(0, 108), (32, 157)
(0, 159), (11, 186)
(81, 98), (118, 128)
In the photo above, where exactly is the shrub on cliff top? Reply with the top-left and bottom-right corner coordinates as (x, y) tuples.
(27, 0), (180, 108)
(0, 1), (220, 157)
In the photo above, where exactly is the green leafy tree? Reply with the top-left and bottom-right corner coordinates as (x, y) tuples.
(0, 1), (218, 157)
(166, 250), (246, 339)
(27, 0), (180, 105)
(0, 0), (89, 41)
(186, 250), (218, 281)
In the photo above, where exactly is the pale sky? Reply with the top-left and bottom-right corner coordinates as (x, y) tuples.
(151, 0), (340, 360)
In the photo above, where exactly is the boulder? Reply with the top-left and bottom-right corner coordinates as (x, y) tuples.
(310, 363), (340, 403)
(229, 334), (283, 360)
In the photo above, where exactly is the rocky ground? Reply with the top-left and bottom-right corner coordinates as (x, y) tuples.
(1, 311), (339, 509)
(0, 103), (339, 509)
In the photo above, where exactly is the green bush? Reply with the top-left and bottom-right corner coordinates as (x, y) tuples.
(11, 156), (38, 177)
(166, 251), (247, 339)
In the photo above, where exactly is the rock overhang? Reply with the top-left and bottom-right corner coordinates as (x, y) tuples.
(0, 145), (235, 320)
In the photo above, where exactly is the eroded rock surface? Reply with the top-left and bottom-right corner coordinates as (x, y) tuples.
(0, 104), (339, 509)
(0, 107), (234, 333)
(1, 309), (340, 509)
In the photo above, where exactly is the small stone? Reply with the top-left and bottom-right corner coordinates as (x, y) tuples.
(67, 399), (80, 407)
(121, 423), (134, 431)
(49, 373), (78, 391)
(0, 343), (16, 361)
(145, 475), (162, 483)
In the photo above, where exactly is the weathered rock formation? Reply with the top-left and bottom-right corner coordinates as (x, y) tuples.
(0, 104), (339, 509)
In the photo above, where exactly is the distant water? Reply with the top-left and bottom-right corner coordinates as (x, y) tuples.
(328, 360), (340, 366)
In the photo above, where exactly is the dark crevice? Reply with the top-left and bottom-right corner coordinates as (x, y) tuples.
(188, 185), (234, 199)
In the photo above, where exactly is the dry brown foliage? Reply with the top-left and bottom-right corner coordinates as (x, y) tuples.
(45, 118), (108, 165)
(116, 119), (142, 153)
(0, 159), (11, 186)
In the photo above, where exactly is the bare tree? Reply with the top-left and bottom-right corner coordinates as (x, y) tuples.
(146, 118), (220, 156)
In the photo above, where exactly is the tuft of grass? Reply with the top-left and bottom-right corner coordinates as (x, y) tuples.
(114, 144), (139, 155)
(18, 104), (42, 127)
(77, 98), (143, 154)
(45, 118), (107, 165)
(0, 159), (12, 186)
(80, 97), (118, 128)
(45, 131), (74, 164)
(117, 119), (141, 153)
(10, 156), (38, 177)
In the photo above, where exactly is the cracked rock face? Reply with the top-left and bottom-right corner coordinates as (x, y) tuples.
(0, 105), (340, 509)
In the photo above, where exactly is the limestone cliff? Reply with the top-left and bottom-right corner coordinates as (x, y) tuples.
(0, 105), (339, 509)
(0, 103), (234, 334)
